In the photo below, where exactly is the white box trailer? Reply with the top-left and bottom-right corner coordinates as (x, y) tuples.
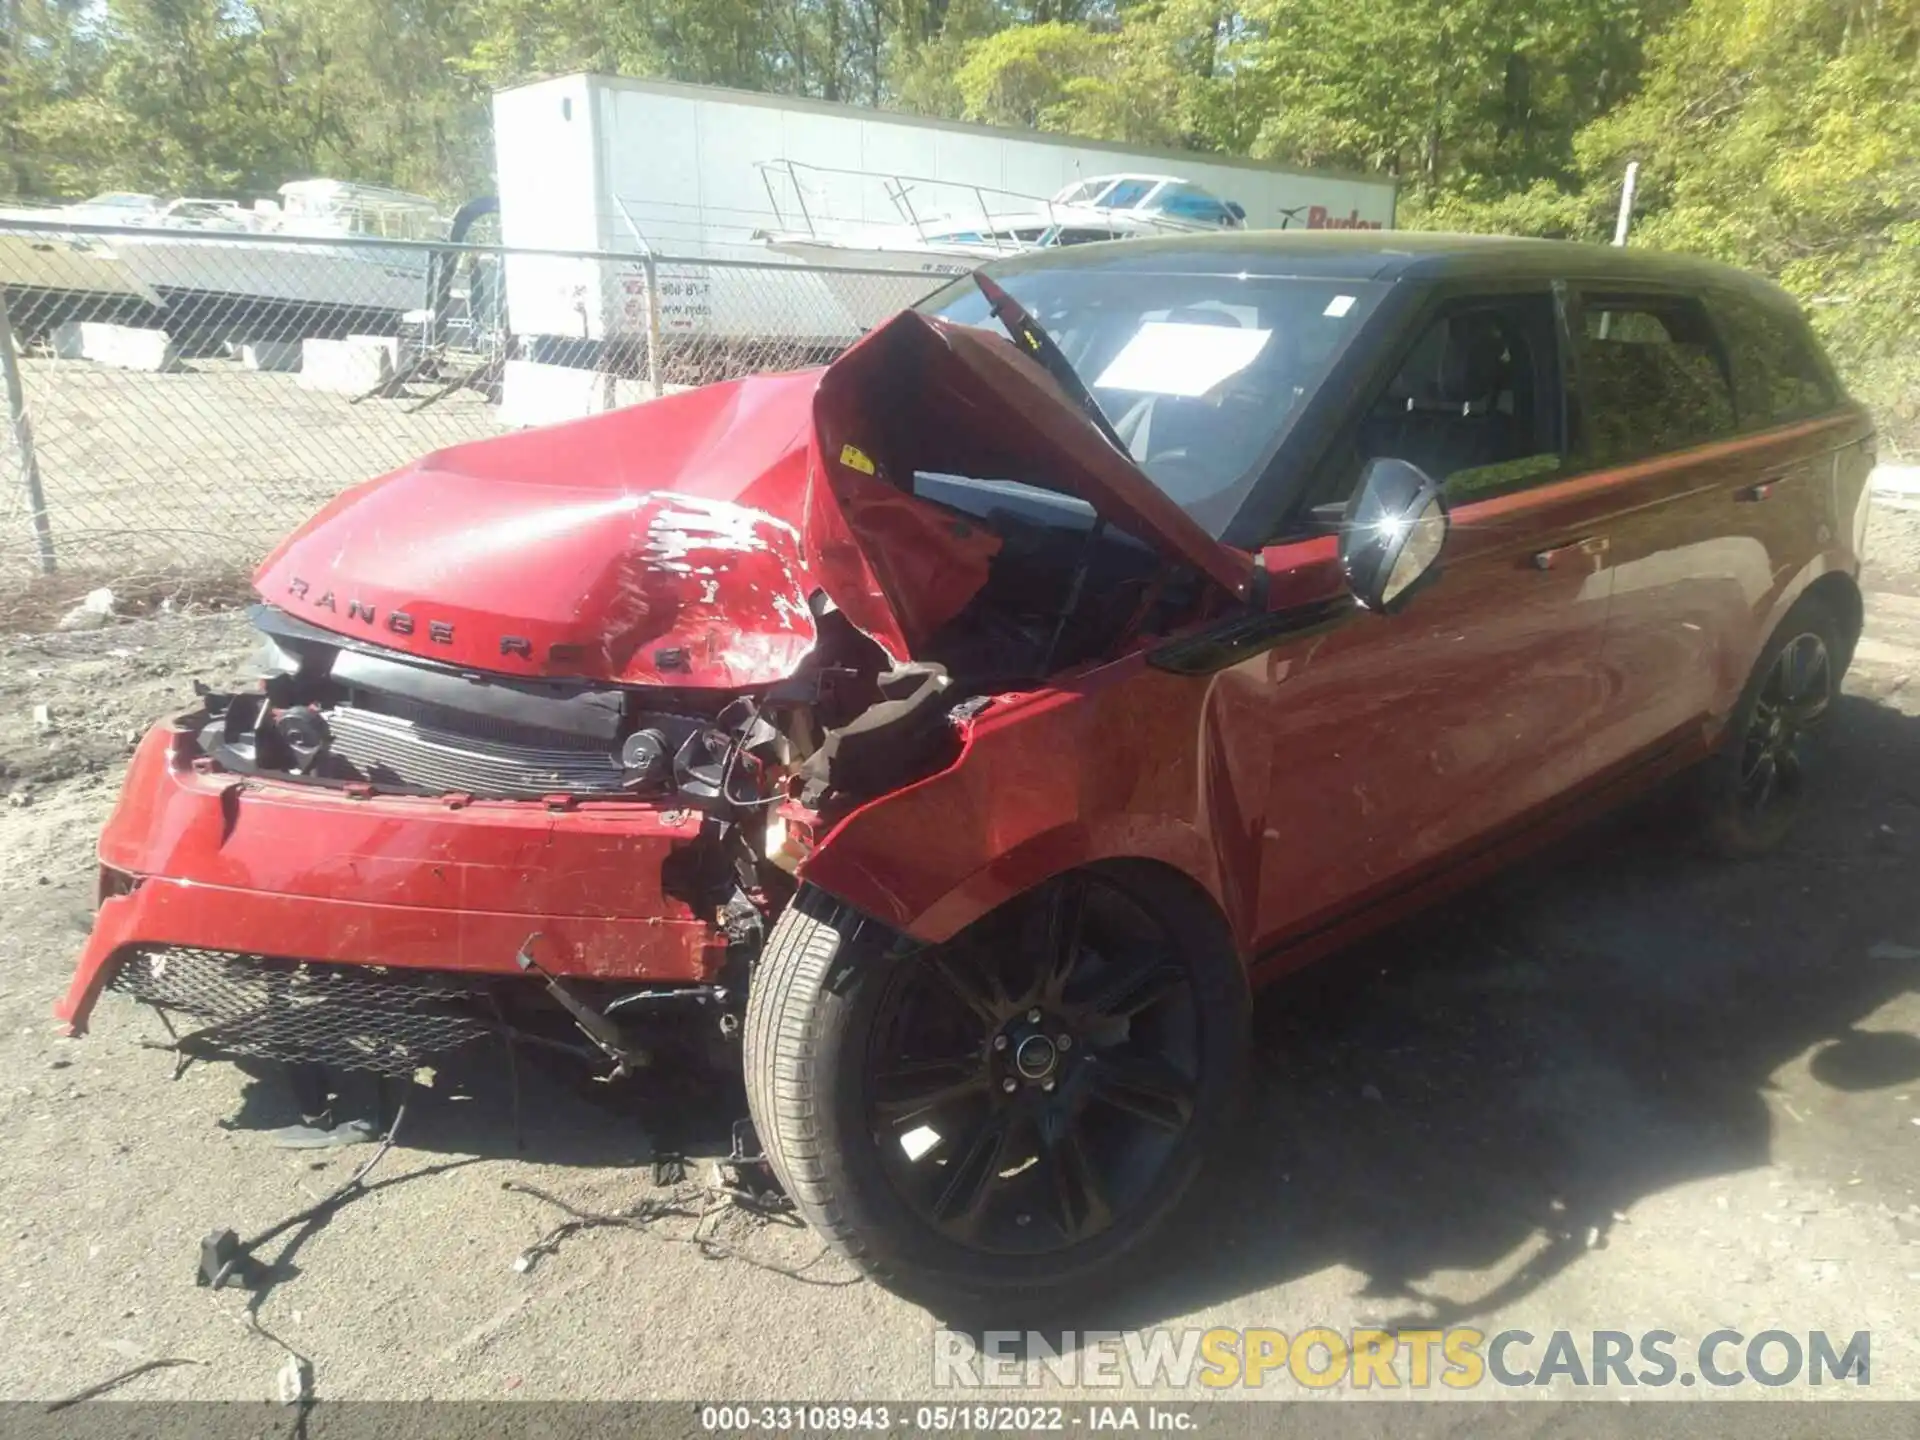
(491, 73), (1397, 347)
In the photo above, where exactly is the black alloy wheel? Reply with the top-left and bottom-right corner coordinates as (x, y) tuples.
(1736, 630), (1832, 821)
(865, 873), (1199, 1254)
(1699, 593), (1847, 858)
(744, 865), (1248, 1307)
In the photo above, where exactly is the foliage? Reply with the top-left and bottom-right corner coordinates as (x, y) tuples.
(0, 0), (1915, 432)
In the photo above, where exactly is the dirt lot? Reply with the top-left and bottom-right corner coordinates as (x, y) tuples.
(0, 357), (505, 583)
(0, 508), (1917, 1405)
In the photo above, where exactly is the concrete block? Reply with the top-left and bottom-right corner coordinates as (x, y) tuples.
(347, 333), (401, 365)
(348, 331), (424, 372)
(49, 321), (175, 371)
(601, 378), (699, 410)
(239, 339), (302, 372)
(1872, 464), (1920, 498)
(498, 359), (622, 428)
(299, 337), (393, 394)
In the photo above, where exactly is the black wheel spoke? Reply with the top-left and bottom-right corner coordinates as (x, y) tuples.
(867, 872), (1208, 1257)
(873, 1056), (988, 1126)
(1783, 688), (1830, 729)
(1746, 750), (1779, 809)
(1083, 956), (1186, 1021)
(1783, 638), (1822, 700)
(1088, 1054), (1195, 1132)
(931, 1111), (1017, 1233)
(1035, 876), (1089, 1007)
(1038, 1120), (1111, 1242)
(1776, 637), (1831, 727)
(928, 953), (1005, 1031)
(1775, 743), (1806, 786)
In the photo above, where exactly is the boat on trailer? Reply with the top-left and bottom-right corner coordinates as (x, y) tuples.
(0, 180), (448, 344)
(752, 163), (1247, 275)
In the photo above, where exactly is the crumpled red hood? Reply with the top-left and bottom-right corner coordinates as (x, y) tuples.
(254, 312), (1253, 687)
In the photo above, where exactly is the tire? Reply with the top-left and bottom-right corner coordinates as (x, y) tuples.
(1695, 594), (1843, 858)
(743, 864), (1249, 1310)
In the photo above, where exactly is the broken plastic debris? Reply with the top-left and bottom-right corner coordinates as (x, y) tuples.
(276, 1353), (313, 1405)
(55, 587), (116, 632)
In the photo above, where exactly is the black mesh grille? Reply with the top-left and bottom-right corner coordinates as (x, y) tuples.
(107, 947), (504, 1077)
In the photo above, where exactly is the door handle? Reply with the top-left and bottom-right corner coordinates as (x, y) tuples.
(1531, 535), (1609, 571)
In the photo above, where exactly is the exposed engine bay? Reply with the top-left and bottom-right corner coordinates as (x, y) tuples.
(65, 308), (1244, 1099)
(205, 473), (1191, 816)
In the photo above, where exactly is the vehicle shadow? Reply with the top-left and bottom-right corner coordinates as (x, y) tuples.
(947, 690), (1920, 1335)
(218, 1035), (750, 1170)
(196, 692), (1920, 1330)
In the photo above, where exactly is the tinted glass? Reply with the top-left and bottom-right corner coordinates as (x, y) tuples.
(1157, 184), (1232, 224)
(1578, 293), (1737, 466)
(1099, 179), (1155, 209)
(1355, 293), (1569, 502)
(920, 270), (1387, 536)
(1052, 227), (1124, 245)
(1715, 296), (1837, 427)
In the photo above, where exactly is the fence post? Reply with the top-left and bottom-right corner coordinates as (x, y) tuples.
(0, 290), (55, 575)
(642, 254), (663, 399)
(1611, 161), (1640, 248)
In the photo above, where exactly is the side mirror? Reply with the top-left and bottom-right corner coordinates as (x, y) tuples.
(1339, 458), (1449, 614)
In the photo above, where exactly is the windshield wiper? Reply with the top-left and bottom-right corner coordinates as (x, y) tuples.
(971, 270), (1128, 456)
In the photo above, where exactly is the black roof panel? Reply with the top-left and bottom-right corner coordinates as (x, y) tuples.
(980, 229), (1797, 305)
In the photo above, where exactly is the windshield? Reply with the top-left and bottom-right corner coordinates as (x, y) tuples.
(919, 266), (1385, 536)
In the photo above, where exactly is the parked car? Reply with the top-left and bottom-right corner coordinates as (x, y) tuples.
(57, 233), (1873, 1308)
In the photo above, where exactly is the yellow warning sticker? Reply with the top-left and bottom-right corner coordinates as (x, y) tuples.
(838, 444), (876, 475)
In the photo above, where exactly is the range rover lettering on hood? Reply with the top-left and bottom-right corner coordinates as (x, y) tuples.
(282, 580), (460, 647)
(252, 310), (1258, 687)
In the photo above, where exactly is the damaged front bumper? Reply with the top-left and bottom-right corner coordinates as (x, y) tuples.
(60, 717), (734, 1048)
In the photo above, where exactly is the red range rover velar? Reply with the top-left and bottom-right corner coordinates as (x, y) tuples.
(59, 234), (1873, 1307)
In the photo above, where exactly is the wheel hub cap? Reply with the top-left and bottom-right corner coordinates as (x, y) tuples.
(1013, 1033), (1059, 1081)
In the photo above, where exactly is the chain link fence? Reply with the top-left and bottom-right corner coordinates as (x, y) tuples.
(0, 216), (939, 616)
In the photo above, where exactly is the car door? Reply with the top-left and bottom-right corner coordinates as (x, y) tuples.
(1564, 287), (1768, 771)
(1242, 285), (1617, 952)
(1708, 291), (1861, 688)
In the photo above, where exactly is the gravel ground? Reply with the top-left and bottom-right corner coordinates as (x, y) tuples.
(0, 357), (504, 582)
(0, 509), (1917, 1405)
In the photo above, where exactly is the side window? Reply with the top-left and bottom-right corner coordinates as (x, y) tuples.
(1354, 293), (1569, 503)
(1053, 227), (1124, 246)
(1577, 292), (1736, 467)
(1714, 296), (1837, 428)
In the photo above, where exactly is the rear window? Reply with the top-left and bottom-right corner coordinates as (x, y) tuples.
(1577, 293), (1736, 467)
(1714, 296), (1837, 428)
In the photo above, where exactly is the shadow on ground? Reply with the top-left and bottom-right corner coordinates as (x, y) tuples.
(191, 693), (1920, 1333)
(944, 690), (1920, 1335)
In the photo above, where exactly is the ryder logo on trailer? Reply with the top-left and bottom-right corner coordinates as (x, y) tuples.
(1306, 205), (1383, 231)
